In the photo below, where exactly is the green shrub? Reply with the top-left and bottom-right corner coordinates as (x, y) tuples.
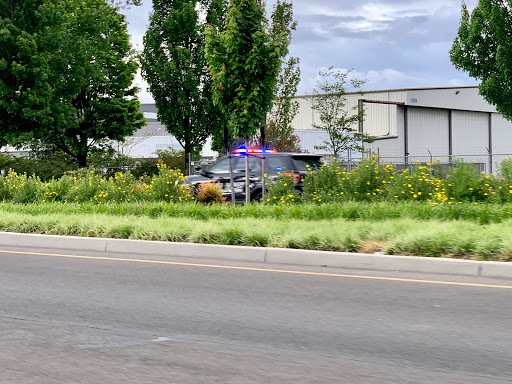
(493, 158), (512, 203)
(88, 150), (138, 179)
(345, 157), (394, 201)
(93, 171), (144, 203)
(0, 151), (76, 181)
(498, 158), (512, 181)
(155, 149), (188, 174)
(0, 170), (41, 203)
(41, 176), (74, 202)
(265, 173), (299, 204)
(302, 161), (347, 203)
(388, 163), (440, 201)
(442, 160), (494, 202)
(149, 162), (193, 202)
(65, 169), (106, 202)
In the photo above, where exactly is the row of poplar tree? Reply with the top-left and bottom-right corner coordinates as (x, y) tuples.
(0, 0), (300, 172)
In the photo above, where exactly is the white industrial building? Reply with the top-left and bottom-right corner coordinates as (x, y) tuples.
(292, 85), (512, 174)
(128, 86), (512, 174)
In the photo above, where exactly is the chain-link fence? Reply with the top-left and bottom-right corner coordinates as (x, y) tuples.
(326, 150), (512, 176)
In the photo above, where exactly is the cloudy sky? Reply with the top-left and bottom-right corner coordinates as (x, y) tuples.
(121, 0), (480, 103)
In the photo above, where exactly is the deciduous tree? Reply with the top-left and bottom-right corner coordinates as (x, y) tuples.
(450, 0), (512, 120)
(0, 0), (145, 168)
(141, 0), (225, 175)
(311, 67), (373, 158)
(204, 0), (295, 202)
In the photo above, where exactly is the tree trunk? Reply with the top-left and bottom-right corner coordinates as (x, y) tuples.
(77, 152), (87, 169)
(228, 153), (235, 203)
(245, 136), (250, 205)
(260, 124), (266, 200)
(184, 150), (191, 176)
(225, 125), (236, 203)
(184, 115), (191, 176)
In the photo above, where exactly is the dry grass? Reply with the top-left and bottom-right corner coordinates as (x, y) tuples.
(195, 182), (226, 204)
(357, 241), (386, 254)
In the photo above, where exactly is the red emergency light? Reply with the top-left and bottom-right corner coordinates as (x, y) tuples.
(234, 147), (277, 154)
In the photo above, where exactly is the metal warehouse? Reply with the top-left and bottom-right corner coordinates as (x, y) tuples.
(292, 86), (512, 174)
(128, 86), (512, 174)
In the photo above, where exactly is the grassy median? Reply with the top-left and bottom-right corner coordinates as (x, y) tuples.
(0, 201), (511, 261)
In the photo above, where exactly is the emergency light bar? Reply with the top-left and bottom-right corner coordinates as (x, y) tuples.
(234, 147), (277, 154)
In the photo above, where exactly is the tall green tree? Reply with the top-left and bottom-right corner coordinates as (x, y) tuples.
(0, 0), (56, 146)
(204, 0), (295, 147)
(141, 0), (225, 175)
(450, 0), (512, 120)
(0, 0), (145, 168)
(312, 67), (373, 158)
(204, 0), (295, 202)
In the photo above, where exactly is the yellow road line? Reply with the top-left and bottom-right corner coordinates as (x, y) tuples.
(1, 249), (512, 290)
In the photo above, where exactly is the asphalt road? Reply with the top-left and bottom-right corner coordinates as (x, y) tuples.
(0, 245), (511, 384)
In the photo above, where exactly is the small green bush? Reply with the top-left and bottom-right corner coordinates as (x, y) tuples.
(388, 163), (439, 201)
(345, 157), (394, 201)
(302, 161), (348, 203)
(41, 176), (74, 202)
(265, 173), (299, 204)
(149, 162), (193, 202)
(0, 170), (42, 203)
(442, 160), (494, 202)
(65, 169), (106, 202)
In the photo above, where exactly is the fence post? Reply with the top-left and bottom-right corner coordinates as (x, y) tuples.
(488, 147), (493, 175)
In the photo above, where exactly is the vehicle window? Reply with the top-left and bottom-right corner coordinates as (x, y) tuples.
(249, 157), (262, 173)
(207, 158), (230, 173)
(290, 156), (323, 171)
(209, 156), (283, 174)
(265, 157), (292, 172)
(208, 157), (255, 173)
(230, 157), (263, 173)
(232, 158), (245, 173)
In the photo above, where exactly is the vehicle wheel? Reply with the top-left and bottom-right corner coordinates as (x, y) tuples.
(251, 189), (263, 202)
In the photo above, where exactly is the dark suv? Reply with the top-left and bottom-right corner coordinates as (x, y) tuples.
(185, 152), (324, 202)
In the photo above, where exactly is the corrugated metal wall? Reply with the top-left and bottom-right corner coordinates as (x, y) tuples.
(407, 108), (450, 160)
(492, 114), (512, 174)
(292, 97), (316, 131)
(451, 110), (490, 171)
(452, 111), (489, 155)
(292, 90), (407, 134)
(365, 106), (405, 163)
(361, 103), (512, 175)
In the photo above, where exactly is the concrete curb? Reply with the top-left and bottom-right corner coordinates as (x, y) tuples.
(2, 231), (512, 279)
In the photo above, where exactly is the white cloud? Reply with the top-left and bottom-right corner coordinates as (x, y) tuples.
(364, 69), (427, 89)
(122, 0), (481, 102)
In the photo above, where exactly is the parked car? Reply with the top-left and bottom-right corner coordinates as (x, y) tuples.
(185, 150), (324, 202)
